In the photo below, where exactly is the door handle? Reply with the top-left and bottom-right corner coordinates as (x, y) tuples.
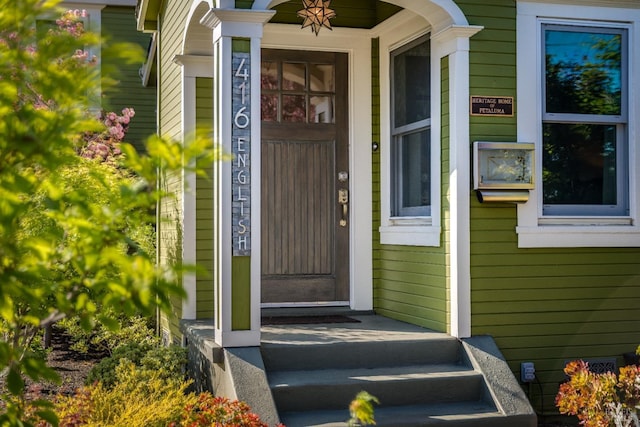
(338, 188), (348, 227)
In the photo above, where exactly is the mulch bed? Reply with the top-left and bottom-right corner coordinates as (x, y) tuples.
(16, 328), (105, 398)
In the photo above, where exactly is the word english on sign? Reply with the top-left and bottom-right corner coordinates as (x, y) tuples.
(232, 52), (251, 256)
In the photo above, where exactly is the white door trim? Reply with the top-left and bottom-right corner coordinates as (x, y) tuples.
(261, 25), (373, 311)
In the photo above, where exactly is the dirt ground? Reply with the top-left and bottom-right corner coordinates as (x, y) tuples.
(25, 328), (103, 398)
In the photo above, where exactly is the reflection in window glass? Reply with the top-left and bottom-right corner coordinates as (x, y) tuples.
(543, 123), (617, 205)
(545, 29), (622, 115)
(541, 24), (627, 216)
(261, 56), (336, 124)
(261, 61), (278, 90)
(283, 62), (306, 91)
(310, 96), (333, 123)
(309, 64), (334, 92)
(391, 35), (431, 217)
(394, 39), (430, 127)
(399, 129), (430, 215)
(282, 95), (306, 122)
(261, 94), (278, 122)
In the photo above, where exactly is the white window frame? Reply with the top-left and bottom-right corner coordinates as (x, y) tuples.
(391, 35), (431, 218)
(516, 1), (640, 248)
(378, 12), (441, 247)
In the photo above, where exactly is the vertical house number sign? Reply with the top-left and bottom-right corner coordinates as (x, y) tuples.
(232, 52), (251, 256)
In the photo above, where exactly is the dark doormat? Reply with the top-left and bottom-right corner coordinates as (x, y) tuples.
(261, 315), (361, 326)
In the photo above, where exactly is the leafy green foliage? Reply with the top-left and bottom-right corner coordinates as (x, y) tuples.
(52, 362), (196, 427)
(59, 315), (158, 355)
(0, 0), (217, 425)
(86, 343), (186, 389)
(348, 391), (379, 426)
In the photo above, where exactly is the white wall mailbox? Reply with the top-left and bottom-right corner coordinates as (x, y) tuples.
(473, 141), (535, 203)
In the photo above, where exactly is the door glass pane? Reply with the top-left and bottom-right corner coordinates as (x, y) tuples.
(261, 94), (278, 122)
(282, 95), (306, 122)
(393, 38), (431, 127)
(261, 60), (278, 90)
(310, 96), (334, 123)
(309, 64), (334, 92)
(543, 123), (617, 205)
(545, 29), (622, 115)
(283, 62), (306, 91)
(397, 129), (430, 215)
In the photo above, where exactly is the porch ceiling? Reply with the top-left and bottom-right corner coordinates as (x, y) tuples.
(268, 0), (402, 29)
(183, 0), (402, 55)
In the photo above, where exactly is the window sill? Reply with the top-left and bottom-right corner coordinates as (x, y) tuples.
(517, 223), (640, 248)
(379, 223), (441, 247)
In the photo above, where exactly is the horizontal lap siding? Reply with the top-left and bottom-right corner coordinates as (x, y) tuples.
(157, 0), (191, 341)
(441, 56), (451, 333)
(372, 39), (448, 333)
(101, 7), (156, 152)
(196, 77), (214, 319)
(459, 0), (640, 416)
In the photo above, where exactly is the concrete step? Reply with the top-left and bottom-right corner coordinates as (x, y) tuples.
(261, 337), (462, 371)
(269, 364), (486, 411)
(258, 316), (537, 426)
(280, 401), (525, 427)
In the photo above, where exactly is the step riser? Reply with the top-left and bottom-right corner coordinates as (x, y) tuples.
(262, 339), (461, 371)
(273, 375), (485, 412)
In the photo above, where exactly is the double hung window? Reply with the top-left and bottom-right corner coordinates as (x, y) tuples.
(516, 1), (640, 247)
(390, 36), (431, 217)
(542, 24), (628, 216)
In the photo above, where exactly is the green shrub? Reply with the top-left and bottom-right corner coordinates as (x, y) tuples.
(86, 342), (151, 388)
(58, 314), (158, 355)
(86, 342), (187, 388)
(140, 346), (188, 379)
(54, 362), (196, 427)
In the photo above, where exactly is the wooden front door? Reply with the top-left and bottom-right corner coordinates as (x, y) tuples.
(261, 49), (349, 304)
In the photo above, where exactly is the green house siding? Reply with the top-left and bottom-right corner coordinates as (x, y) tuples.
(101, 7), (156, 152)
(158, 1), (187, 141)
(458, 0), (640, 414)
(196, 77), (215, 320)
(158, 169), (183, 341)
(372, 41), (448, 334)
(440, 56), (451, 334)
(156, 0), (191, 340)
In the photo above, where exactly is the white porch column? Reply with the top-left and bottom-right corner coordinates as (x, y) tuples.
(432, 25), (482, 339)
(200, 8), (274, 347)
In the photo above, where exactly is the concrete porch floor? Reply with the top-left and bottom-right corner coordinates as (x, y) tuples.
(260, 311), (449, 347)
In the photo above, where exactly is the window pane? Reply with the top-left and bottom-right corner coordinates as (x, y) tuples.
(393, 38), (430, 127)
(395, 129), (430, 216)
(283, 62), (306, 91)
(545, 28), (622, 115)
(261, 60), (278, 90)
(543, 123), (617, 205)
(309, 64), (334, 92)
(310, 96), (333, 123)
(282, 95), (306, 122)
(261, 94), (278, 122)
